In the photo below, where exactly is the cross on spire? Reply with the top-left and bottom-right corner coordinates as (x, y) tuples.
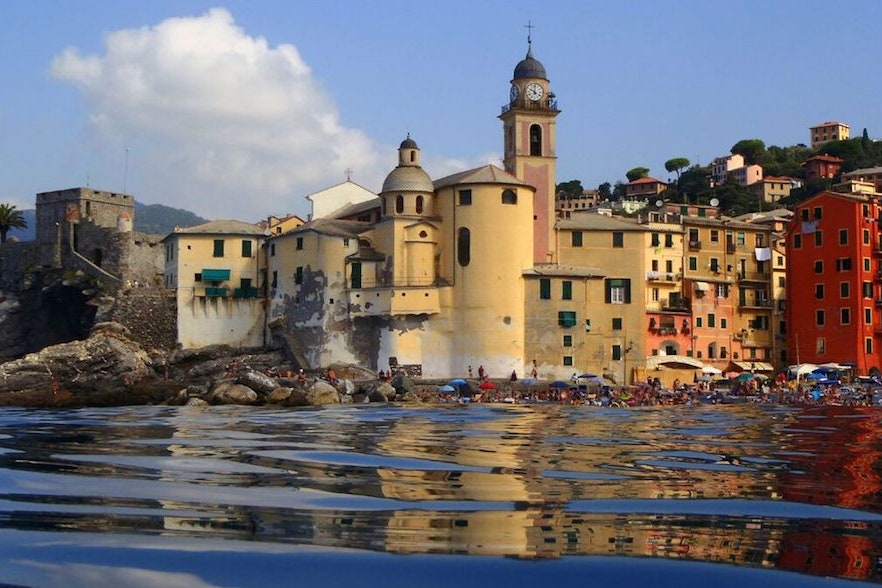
(344, 168), (353, 181)
(525, 20), (535, 49)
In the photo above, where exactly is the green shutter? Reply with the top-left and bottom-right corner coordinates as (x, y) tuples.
(540, 278), (551, 300)
(241, 240), (252, 257)
(201, 269), (231, 282)
(562, 281), (572, 300)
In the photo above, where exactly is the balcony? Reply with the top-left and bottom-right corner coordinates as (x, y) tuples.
(874, 244), (882, 256)
(740, 298), (772, 309)
(726, 243), (736, 253)
(737, 271), (770, 283)
(233, 287), (260, 299)
(204, 287), (227, 298)
(875, 298), (882, 307)
(646, 271), (680, 282)
(688, 240), (701, 251)
(660, 299), (691, 313)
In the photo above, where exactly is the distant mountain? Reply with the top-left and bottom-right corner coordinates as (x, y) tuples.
(134, 202), (208, 235)
(3, 203), (207, 242)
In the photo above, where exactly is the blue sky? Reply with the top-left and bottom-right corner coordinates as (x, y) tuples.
(1, 1), (880, 221)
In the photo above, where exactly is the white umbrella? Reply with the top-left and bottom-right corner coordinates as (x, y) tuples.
(701, 366), (722, 375)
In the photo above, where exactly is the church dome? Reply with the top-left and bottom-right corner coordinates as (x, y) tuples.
(382, 165), (434, 193)
(400, 136), (419, 150)
(513, 47), (547, 80)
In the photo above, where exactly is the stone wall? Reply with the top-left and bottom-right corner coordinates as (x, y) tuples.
(110, 288), (177, 352)
(127, 232), (166, 287)
(0, 242), (39, 291)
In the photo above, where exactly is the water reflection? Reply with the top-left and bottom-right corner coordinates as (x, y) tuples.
(1, 404), (882, 583)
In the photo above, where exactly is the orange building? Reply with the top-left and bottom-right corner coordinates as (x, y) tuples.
(785, 190), (881, 373)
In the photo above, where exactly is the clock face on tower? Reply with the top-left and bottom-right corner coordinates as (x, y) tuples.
(525, 82), (544, 101)
(510, 84), (519, 102)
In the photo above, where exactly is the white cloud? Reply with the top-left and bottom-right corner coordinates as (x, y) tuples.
(50, 8), (386, 221)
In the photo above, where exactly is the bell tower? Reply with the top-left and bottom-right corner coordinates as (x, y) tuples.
(500, 30), (560, 264)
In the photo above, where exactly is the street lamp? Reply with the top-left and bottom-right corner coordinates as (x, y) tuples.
(623, 339), (634, 386)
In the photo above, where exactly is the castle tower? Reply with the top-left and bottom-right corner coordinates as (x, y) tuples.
(499, 35), (560, 264)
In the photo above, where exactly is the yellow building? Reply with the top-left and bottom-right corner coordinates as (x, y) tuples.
(162, 220), (267, 349)
(810, 121), (850, 149)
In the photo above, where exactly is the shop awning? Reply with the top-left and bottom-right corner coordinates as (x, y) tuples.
(730, 360), (774, 372)
(694, 281), (710, 291)
(201, 269), (231, 281)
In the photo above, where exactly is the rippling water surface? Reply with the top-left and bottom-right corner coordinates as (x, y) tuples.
(2, 403), (882, 587)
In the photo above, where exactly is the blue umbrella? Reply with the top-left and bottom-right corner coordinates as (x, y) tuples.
(438, 385), (455, 393)
(448, 379), (468, 386)
(805, 372), (824, 380)
(578, 373), (598, 379)
(549, 380), (570, 389)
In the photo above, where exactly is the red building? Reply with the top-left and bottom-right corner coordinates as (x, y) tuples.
(786, 190), (881, 374)
(802, 155), (844, 182)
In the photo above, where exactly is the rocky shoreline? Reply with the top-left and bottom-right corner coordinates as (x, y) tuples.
(0, 321), (441, 408)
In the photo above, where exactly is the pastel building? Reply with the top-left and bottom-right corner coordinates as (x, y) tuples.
(162, 220), (267, 349)
(810, 121), (850, 149)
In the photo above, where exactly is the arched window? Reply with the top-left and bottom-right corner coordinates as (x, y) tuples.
(395, 195), (404, 214)
(457, 227), (470, 267)
(416, 195), (424, 214)
(501, 189), (517, 204)
(707, 342), (717, 359)
(529, 124), (542, 156)
(381, 198), (387, 216)
(410, 151), (416, 163)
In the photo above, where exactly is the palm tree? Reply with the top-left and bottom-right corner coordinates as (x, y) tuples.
(0, 203), (28, 244)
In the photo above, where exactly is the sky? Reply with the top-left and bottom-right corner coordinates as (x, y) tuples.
(1, 1), (880, 222)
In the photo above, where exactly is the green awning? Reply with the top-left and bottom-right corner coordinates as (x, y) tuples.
(202, 269), (231, 281)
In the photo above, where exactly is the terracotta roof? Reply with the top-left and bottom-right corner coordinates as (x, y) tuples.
(434, 164), (532, 190)
(842, 166), (882, 177)
(803, 155), (844, 163)
(628, 176), (665, 185)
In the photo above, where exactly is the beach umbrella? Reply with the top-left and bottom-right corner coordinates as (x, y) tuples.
(578, 373), (598, 379)
(549, 380), (570, 389)
(478, 380), (496, 390)
(438, 385), (455, 393)
(448, 379), (468, 386)
(734, 373), (758, 382)
(701, 366), (722, 375)
(805, 372), (824, 380)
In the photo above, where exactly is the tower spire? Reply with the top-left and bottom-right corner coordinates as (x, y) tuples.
(525, 21), (534, 55)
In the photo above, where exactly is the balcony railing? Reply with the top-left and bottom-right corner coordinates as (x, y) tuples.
(660, 299), (691, 312)
(737, 271), (770, 282)
(233, 287), (260, 299)
(204, 287), (227, 297)
(646, 271), (680, 282)
(740, 299), (772, 309)
(688, 240), (701, 251)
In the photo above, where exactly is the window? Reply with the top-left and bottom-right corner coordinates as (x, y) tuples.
(794, 234), (802, 249)
(736, 232), (745, 246)
(836, 258), (852, 271)
(651, 288), (659, 301)
(529, 124), (542, 156)
(815, 231), (822, 247)
(612, 344), (622, 361)
(270, 243), (276, 257)
(815, 284), (824, 299)
(716, 284), (728, 298)
(612, 318), (622, 330)
(801, 209), (809, 221)
(778, 276), (786, 287)
(814, 206), (822, 220)
(213, 239), (224, 257)
(572, 231), (583, 247)
(563, 335), (572, 347)
(539, 278), (551, 299)
(817, 338), (826, 354)
(501, 189), (517, 204)
(864, 230), (871, 245)
(710, 230), (719, 242)
(605, 278), (631, 304)
(612, 232), (624, 248)
(721, 318), (727, 329)
(457, 227), (470, 266)
(271, 270), (278, 289)
(708, 313), (716, 328)
(558, 311), (577, 327)
(416, 195), (424, 214)
(664, 233), (673, 247)
(458, 189), (472, 205)
(296, 237), (303, 250)
(816, 309), (825, 326)
(395, 195), (404, 214)
(563, 356), (573, 366)
(814, 260), (823, 273)
(562, 281), (572, 300)
(689, 257), (697, 271)
(865, 258), (871, 271)
(755, 234), (765, 247)
(863, 281), (873, 298)
(710, 258), (719, 272)
(841, 282), (850, 298)
(295, 266), (303, 285)
(696, 317), (702, 328)
(867, 338), (874, 354)
(841, 308), (851, 324)
(241, 240), (252, 257)
(194, 272), (202, 282)
(651, 233), (660, 246)
(839, 229), (848, 245)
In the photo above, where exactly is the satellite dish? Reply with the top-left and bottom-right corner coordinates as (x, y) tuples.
(655, 199), (664, 208)
(710, 197), (720, 207)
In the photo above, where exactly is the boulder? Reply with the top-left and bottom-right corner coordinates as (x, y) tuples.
(211, 382), (258, 405)
(305, 380), (340, 405)
(238, 370), (278, 395)
(367, 389), (388, 403)
(377, 382), (397, 401)
(266, 387), (293, 404)
(282, 387), (310, 407)
(184, 397), (210, 407)
(389, 373), (415, 397)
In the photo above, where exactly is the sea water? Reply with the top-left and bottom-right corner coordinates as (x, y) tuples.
(0, 403), (881, 587)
